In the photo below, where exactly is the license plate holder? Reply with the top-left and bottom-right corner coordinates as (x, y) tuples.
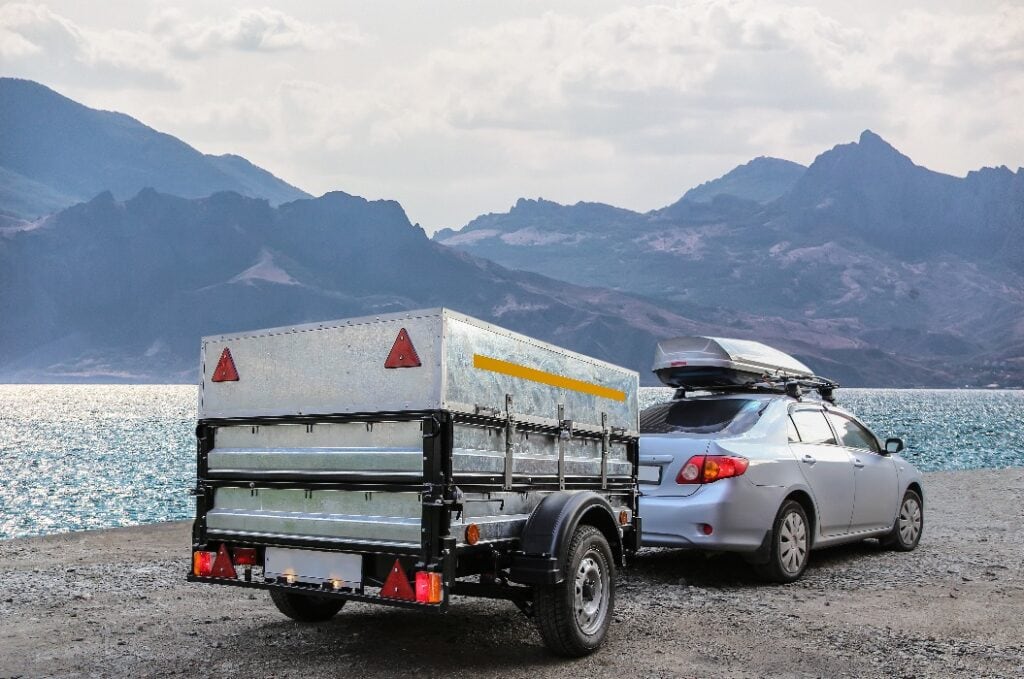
(264, 547), (362, 587)
(638, 464), (662, 484)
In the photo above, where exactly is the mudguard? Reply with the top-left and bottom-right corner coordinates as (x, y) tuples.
(508, 491), (623, 585)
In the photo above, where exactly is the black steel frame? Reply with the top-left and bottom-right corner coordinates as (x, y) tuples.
(190, 408), (640, 611)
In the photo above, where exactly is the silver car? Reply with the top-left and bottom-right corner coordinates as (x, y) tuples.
(638, 393), (925, 582)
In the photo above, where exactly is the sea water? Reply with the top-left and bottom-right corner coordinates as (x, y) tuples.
(1, 385), (1022, 540)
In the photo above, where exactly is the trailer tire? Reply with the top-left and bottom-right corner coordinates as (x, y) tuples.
(533, 524), (615, 657)
(269, 590), (345, 622)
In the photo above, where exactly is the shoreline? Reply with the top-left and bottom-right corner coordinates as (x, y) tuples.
(2, 468), (1023, 677)
(4, 466), (1024, 544)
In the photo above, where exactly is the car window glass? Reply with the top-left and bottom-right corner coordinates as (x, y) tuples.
(790, 409), (836, 445)
(640, 398), (764, 437)
(787, 416), (801, 443)
(826, 413), (879, 452)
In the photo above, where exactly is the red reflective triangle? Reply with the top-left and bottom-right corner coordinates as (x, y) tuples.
(384, 328), (421, 369)
(211, 544), (236, 578)
(212, 348), (239, 382)
(380, 559), (415, 600)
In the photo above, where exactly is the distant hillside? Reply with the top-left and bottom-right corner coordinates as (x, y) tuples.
(435, 132), (1024, 387)
(0, 79), (308, 219)
(677, 156), (806, 205)
(0, 189), (754, 384)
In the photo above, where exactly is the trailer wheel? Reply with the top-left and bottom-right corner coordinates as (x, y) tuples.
(269, 590), (345, 622)
(533, 524), (615, 657)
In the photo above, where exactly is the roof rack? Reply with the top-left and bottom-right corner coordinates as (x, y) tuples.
(673, 374), (839, 403)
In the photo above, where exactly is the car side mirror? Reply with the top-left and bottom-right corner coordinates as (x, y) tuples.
(884, 437), (904, 455)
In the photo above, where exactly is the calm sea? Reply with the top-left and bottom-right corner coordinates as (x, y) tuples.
(1, 385), (1022, 540)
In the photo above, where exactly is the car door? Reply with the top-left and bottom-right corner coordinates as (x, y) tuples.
(789, 407), (855, 537)
(826, 412), (898, 533)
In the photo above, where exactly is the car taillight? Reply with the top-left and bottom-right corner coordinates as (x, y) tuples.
(676, 455), (749, 484)
(677, 456), (704, 483)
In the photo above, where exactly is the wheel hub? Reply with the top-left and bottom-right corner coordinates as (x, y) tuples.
(573, 551), (608, 636)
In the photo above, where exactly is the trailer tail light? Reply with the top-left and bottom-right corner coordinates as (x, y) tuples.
(676, 455), (749, 484)
(465, 523), (480, 545)
(415, 572), (443, 604)
(192, 550), (215, 577)
(232, 548), (258, 566)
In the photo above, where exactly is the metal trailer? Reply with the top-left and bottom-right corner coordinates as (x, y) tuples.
(188, 308), (640, 656)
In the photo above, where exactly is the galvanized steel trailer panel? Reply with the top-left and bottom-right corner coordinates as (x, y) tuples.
(200, 308), (639, 434)
(193, 309), (640, 594)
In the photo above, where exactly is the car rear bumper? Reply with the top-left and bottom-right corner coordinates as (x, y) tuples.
(639, 479), (780, 552)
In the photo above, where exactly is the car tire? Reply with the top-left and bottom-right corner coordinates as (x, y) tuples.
(533, 525), (615, 657)
(754, 499), (810, 583)
(880, 489), (923, 551)
(269, 589), (345, 622)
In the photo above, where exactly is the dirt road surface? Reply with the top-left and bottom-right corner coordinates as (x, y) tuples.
(1, 469), (1022, 678)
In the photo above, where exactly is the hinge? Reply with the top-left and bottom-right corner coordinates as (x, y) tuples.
(504, 394), (515, 491)
(557, 404), (571, 491)
(600, 412), (609, 490)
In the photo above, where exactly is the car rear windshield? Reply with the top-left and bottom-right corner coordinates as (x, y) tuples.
(640, 398), (764, 436)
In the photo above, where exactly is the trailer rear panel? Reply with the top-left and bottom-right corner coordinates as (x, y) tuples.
(190, 309), (640, 656)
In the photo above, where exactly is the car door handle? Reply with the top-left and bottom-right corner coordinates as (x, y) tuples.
(801, 454), (816, 465)
(853, 458), (865, 468)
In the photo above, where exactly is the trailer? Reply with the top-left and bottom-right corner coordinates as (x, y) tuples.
(188, 308), (640, 656)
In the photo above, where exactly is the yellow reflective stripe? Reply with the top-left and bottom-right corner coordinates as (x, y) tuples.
(472, 354), (626, 402)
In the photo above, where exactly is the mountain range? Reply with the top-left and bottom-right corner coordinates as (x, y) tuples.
(2, 79), (1022, 387)
(0, 78), (307, 222)
(435, 131), (1024, 387)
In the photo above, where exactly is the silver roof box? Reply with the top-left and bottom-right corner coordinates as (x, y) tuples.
(652, 336), (815, 389)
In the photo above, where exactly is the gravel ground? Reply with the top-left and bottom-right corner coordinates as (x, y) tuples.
(1, 468), (1022, 678)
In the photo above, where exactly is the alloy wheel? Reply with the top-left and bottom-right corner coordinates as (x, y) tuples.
(899, 496), (922, 545)
(779, 511), (808, 574)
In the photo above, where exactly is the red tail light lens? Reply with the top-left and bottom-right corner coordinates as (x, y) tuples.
(676, 455), (749, 484)
(677, 455), (705, 483)
(232, 547), (258, 566)
(415, 571), (443, 604)
(192, 550), (215, 576)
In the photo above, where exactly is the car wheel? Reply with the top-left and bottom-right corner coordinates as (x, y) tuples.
(269, 589), (345, 622)
(755, 500), (810, 583)
(533, 525), (615, 657)
(881, 489), (923, 551)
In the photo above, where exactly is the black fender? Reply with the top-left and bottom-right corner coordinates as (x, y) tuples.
(508, 491), (623, 585)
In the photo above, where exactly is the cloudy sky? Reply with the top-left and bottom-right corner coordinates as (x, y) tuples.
(2, 0), (1021, 231)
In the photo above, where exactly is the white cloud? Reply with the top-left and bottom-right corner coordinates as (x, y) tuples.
(3, 1), (1022, 229)
(150, 7), (363, 58)
(0, 3), (179, 89)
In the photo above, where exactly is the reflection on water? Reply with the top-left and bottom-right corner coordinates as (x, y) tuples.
(1, 385), (1021, 539)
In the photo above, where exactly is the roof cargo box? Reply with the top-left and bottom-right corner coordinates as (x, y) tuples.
(652, 336), (814, 389)
(200, 308), (638, 434)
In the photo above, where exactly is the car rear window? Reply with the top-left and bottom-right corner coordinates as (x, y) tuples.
(640, 398), (764, 436)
